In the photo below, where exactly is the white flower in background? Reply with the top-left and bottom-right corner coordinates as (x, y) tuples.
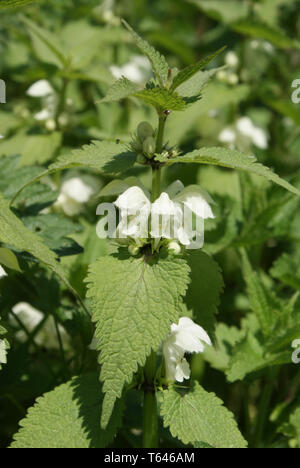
(0, 265), (7, 278)
(219, 128), (237, 145)
(0, 134), (4, 139)
(237, 117), (268, 149)
(27, 80), (54, 97)
(113, 181), (215, 249)
(219, 117), (268, 150)
(110, 55), (152, 84)
(225, 51), (239, 68)
(55, 177), (94, 217)
(250, 40), (274, 54)
(11, 302), (68, 349)
(163, 317), (212, 382)
(27, 80), (57, 122)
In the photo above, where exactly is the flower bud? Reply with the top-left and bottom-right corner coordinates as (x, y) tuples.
(128, 244), (140, 256)
(168, 241), (181, 255)
(137, 121), (154, 140)
(143, 136), (156, 157)
(136, 154), (147, 165)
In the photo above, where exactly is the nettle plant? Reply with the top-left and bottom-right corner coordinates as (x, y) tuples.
(3, 21), (300, 449)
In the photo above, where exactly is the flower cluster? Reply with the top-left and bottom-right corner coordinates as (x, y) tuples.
(163, 317), (211, 382)
(219, 116), (268, 150)
(55, 177), (94, 217)
(113, 180), (215, 252)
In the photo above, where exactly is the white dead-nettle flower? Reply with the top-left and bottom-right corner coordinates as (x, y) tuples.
(110, 55), (152, 84)
(163, 317), (211, 382)
(55, 177), (94, 216)
(27, 80), (57, 122)
(114, 181), (215, 249)
(225, 51), (239, 68)
(0, 135), (4, 139)
(0, 265), (7, 278)
(236, 117), (268, 149)
(250, 40), (274, 54)
(219, 128), (237, 144)
(27, 80), (54, 97)
(11, 302), (68, 349)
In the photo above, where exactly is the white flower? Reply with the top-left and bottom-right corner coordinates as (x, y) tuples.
(11, 302), (69, 349)
(237, 117), (268, 149)
(225, 51), (239, 68)
(110, 55), (152, 84)
(0, 265), (7, 278)
(55, 177), (94, 216)
(219, 128), (237, 144)
(163, 317), (211, 382)
(113, 182), (215, 249)
(27, 80), (54, 97)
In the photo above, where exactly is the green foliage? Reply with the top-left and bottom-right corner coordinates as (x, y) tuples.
(158, 147), (300, 196)
(10, 373), (124, 448)
(101, 77), (137, 103)
(86, 252), (190, 428)
(0, 0), (40, 9)
(160, 381), (247, 448)
(122, 20), (169, 87)
(185, 251), (224, 335)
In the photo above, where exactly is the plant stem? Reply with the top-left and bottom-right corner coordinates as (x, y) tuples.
(151, 166), (161, 202)
(156, 113), (167, 154)
(253, 370), (276, 448)
(143, 389), (158, 448)
(55, 77), (68, 128)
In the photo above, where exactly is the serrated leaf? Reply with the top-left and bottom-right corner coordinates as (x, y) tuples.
(122, 20), (169, 87)
(185, 251), (224, 336)
(86, 251), (190, 428)
(10, 373), (124, 448)
(0, 191), (83, 309)
(170, 47), (226, 92)
(134, 87), (187, 111)
(102, 77), (137, 103)
(270, 254), (300, 291)
(240, 249), (280, 337)
(157, 147), (300, 197)
(11, 141), (137, 206)
(204, 323), (243, 371)
(160, 381), (247, 448)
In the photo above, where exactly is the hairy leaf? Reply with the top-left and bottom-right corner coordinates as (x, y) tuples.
(0, 0), (41, 8)
(102, 77), (137, 103)
(86, 252), (190, 428)
(134, 87), (187, 111)
(160, 381), (247, 448)
(10, 373), (124, 448)
(170, 47), (226, 92)
(122, 20), (169, 87)
(157, 147), (300, 196)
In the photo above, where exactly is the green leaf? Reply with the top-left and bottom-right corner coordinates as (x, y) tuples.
(10, 373), (124, 448)
(10, 141), (137, 206)
(204, 323), (244, 371)
(188, 0), (250, 23)
(170, 47), (226, 92)
(0, 191), (83, 309)
(240, 249), (281, 337)
(226, 333), (291, 382)
(231, 21), (300, 50)
(185, 251), (224, 336)
(157, 147), (300, 197)
(0, 247), (21, 271)
(101, 77), (137, 103)
(160, 381), (247, 448)
(134, 87), (187, 111)
(270, 254), (300, 291)
(0, 131), (62, 166)
(0, 0), (41, 9)
(86, 252), (190, 428)
(23, 17), (70, 69)
(122, 20), (169, 87)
